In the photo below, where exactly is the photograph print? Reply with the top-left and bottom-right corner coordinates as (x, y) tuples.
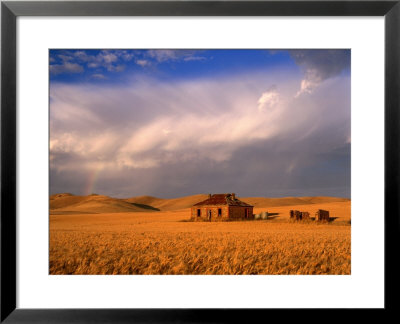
(49, 49), (351, 275)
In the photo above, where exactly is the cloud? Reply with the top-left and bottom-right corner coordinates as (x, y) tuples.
(71, 50), (131, 72)
(50, 70), (350, 198)
(121, 51), (135, 61)
(51, 77), (273, 169)
(50, 50), (209, 77)
(135, 59), (151, 67)
(73, 50), (91, 62)
(91, 73), (107, 80)
(50, 62), (84, 75)
(106, 64), (125, 72)
(146, 50), (184, 62)
(290, 50), (350, 96)
(257, 85), (280, 111)
(183, 56), (207, 62)
(146, 50), (202, 63)
(58, 54), (73, 62)
(101, 52), (118, 64)
(297, 77), (320, 96)
(87, 62), (99, 68)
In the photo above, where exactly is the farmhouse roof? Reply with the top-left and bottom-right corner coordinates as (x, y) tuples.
(193, 194), (253, 207)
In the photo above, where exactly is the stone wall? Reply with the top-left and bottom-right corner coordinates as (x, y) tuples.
(191, 205), (253, 221)
(191, 205), (229, 221)
(229, 206), (254, 220)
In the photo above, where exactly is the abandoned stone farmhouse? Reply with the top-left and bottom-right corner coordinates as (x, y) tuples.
(191, 193), (254, 221)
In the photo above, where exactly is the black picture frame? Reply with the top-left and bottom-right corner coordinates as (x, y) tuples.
(1, 0), (399, 322)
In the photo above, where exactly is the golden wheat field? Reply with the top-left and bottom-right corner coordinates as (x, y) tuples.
(50, 195), (351, 275)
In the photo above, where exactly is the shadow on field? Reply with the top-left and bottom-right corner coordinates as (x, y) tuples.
(130, 203), (160, 211)
(308, 216), (339, 222)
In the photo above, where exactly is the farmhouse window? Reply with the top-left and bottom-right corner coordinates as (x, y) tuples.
(197, 209), (201, 217)
(218, 208), (222, 217)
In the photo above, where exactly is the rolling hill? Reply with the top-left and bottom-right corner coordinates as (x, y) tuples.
(241, 196), (350, 208)
(50, 193), (159, 214)
(50, 193), (350, 214)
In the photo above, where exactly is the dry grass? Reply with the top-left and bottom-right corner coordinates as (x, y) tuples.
(50, 202), (351, 275)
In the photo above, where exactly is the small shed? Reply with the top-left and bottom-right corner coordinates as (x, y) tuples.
(191, 193), (253, 221)
(290, 210), (310, 221)
(316, 209), (330, 221)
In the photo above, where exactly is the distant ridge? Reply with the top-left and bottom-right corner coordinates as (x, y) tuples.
(242, 196), (350, 208)
(50, 193), (158, 214)
(50, 193), (350, 214)
(126, 194), (208, 211)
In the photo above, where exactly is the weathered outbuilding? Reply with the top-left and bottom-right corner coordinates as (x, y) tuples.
(191, 193), (253, 221)
(315, 209), (330, 221)
(290, 210), (310, 221)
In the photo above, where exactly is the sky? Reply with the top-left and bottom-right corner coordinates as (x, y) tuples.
(49, 49), (351, 199)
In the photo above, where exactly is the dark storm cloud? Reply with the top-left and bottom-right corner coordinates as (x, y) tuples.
(290, 50), (350, 79)
(289, 49), (350, 96)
